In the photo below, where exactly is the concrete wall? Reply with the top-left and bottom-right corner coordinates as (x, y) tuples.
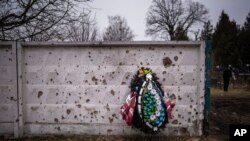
(0, 42), (18, 136)
(0, 41), (205, 137)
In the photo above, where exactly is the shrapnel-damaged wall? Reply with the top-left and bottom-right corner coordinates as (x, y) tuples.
(0, 42), (18, 136)
(0, 41), (205, 137)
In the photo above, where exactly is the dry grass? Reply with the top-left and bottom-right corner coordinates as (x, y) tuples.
(211, 87), (250, 96)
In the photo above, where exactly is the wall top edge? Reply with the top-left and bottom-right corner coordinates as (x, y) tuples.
(0, 41), (204, 47)
(0, 41), (15, 46)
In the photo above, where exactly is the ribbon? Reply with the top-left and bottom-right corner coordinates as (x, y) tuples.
(121, 92), (137, 125)
(165, 98), (175, 119)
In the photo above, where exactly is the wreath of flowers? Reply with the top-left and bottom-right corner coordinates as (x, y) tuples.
(121, 67), (175, 134)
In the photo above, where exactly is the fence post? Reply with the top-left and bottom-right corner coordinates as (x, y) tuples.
(203, 40), (212, 135)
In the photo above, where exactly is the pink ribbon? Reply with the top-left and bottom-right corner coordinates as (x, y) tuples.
(165, 98), (175, 119)
(121, 92), (137, 125)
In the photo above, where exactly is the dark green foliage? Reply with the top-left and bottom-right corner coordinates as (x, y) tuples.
(130, 71), (163, 96)
(130, 74), (145, 92)
(212, 11), (240, 66)
(212, 11), (250, 67)
(174, 26), (189, 41)
(238, 13), (250, 65)
(152, 73), (164, 95)
(200, 20), (213, 40)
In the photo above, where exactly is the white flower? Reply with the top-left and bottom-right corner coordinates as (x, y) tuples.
(148, 83), (153, 90)
(153, 127), (158, 131)
(157, 105), (161, 110)
(156, 100), (161, 105)
(154, 95), (159, 100)
(150, 115), (156, 120)
(146, 74), (152, 80)
(151, 89), (157, 94)
(155, 111), (160, 116)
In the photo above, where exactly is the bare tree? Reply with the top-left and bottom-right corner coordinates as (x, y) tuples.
(194, 30), (200, 41)
(146, 0), (208, 40)
(0, 0), (93, 41)
(103, 15), (134, 41)
(191, 29), (200, 41)
(66, 14), (98, 41)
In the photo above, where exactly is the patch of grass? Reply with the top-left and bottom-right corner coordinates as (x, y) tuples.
(211, 87), (250, 97)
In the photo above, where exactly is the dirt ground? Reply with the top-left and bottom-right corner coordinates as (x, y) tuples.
(209, 87), (250, 138)
(1, 87), (250, 141)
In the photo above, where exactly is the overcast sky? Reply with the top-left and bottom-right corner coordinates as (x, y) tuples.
(91, 0), (250, 40)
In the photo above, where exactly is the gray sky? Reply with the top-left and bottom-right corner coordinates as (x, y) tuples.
(91, 0), (250, 40)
